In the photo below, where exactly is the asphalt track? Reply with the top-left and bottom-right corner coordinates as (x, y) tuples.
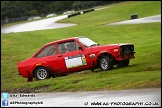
(5, 88), (161, 107)
(1, 6), (114, 34)
(108, 14), (161, 25)
(1, 15), (76, 34)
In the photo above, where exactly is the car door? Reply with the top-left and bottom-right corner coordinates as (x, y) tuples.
(56, 40), (89, 73)
(35, 44), (60, 73)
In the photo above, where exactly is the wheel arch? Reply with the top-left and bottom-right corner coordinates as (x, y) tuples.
(97, 52), (115, 62)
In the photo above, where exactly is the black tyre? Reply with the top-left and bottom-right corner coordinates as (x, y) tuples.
(123, 59), (130, 66)
(34, 67), (51, 80)
(99, 56), (113, 71)
(51, 74), (57, 78)
(117, 59), (130, 67)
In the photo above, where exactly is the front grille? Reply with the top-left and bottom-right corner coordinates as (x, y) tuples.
(120, 45), (134, 55)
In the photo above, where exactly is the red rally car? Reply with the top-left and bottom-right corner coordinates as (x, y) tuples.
(17, 36), (135, 82)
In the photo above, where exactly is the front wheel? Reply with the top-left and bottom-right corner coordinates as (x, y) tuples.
(117, 59), (130, 67)
(99, 56), (113, 71)
(34, 67), (51, 80)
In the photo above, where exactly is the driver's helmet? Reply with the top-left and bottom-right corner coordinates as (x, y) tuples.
(65, 42), (75, 51)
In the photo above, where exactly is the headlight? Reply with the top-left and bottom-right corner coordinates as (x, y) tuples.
(131, 46), (134, 51)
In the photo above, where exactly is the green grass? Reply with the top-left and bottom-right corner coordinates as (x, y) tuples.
(1, 1), (161, 93)
(58, 1), (161, 25)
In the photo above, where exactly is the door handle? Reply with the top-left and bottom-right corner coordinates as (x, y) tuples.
(57, 55), (63, 57)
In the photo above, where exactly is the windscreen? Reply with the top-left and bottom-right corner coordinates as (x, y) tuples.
(77, 37), (98, 47)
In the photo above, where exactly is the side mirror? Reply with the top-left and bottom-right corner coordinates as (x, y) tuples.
(78, 47), (83, 51)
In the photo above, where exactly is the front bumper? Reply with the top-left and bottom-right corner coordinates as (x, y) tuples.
(122, 52), (135, 60)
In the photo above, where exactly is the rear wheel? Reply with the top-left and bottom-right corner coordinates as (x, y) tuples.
(99, 56), (113, 71)
(34, 67), (51, 80)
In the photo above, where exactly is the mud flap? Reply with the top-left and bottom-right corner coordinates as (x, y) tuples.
(27, 71), (33, 82)
(91, 60), (95, 72)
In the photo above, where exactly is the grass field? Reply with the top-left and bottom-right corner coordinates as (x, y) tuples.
(1, 1), (161, 93)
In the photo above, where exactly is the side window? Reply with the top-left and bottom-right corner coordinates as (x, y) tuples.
(58, 43), (68, 54)
(58, 41), (82, 54)
(36, 44), (56, 58)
